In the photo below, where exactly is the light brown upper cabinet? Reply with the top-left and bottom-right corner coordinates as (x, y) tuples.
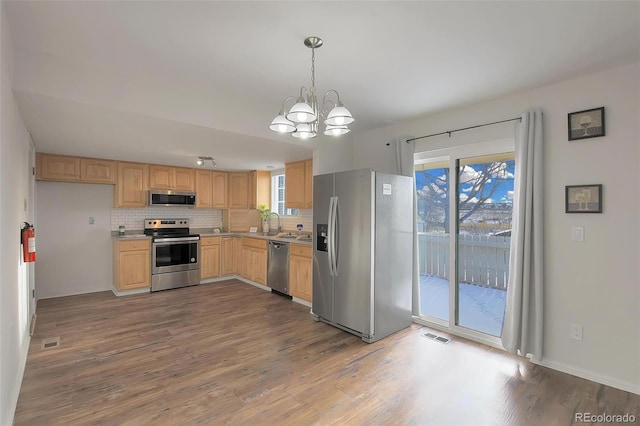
(174, 167), (195, 191)
(212, 171), (229, 208)
(37, 153), (80, 181)
(248, 170), (271, 210)
(81, 158), (116, 183)
(115, 162), (149, 207)
(285, 158), (313, 209)
(196, 169), (227, 209)
(304, 159), (313, 208)
(195, 169), (213, 208)
(149, 165), (195, 191)
(228, 172), (249, 209)
(36, 153), (116, 184)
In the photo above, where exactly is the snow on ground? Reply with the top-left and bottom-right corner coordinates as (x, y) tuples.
(419, 274), (506, 337)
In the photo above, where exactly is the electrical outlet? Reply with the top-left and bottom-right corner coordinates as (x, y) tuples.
(570, 324), (583, 341)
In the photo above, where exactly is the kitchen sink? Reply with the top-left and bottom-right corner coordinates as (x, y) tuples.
(276, 232), (297, 239)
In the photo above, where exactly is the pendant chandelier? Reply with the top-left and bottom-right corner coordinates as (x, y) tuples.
(270, 36), (354, 139)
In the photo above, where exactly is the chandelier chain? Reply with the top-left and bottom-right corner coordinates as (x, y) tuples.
(310, 46), (316, 93)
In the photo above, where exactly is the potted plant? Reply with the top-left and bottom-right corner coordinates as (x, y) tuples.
(258, 204), (271, 234)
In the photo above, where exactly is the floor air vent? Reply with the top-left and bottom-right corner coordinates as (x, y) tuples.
(421, 332), (450, 344)
(41, 337), (60, 350)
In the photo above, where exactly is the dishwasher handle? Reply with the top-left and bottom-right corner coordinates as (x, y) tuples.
(269, 241), (288, 250)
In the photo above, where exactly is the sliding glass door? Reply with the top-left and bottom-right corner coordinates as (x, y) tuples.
(416, 160), (450, 324)
(455, 154), (514, 337)
(415, 148), (515, 342)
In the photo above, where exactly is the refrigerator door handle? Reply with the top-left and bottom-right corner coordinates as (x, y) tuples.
(328, 196), (336, 276)
(330, 196), (338, 276)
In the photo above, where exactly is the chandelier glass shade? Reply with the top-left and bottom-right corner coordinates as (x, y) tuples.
(270, 36), (354, 139)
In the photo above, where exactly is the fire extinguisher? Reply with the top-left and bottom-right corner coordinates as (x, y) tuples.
(21, 222), (36, 263)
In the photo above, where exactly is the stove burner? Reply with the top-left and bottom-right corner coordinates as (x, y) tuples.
(143, 218), (197, 239)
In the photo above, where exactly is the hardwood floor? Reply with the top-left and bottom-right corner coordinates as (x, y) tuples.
(16, 280), (639, 425)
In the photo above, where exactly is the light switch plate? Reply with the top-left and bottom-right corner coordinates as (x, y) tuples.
(571, 226), (584, 242)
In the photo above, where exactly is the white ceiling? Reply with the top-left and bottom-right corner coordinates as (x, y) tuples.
(5, 1), (640, 170)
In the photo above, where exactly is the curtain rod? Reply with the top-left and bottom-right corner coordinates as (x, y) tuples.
(405, 117), (521, 143)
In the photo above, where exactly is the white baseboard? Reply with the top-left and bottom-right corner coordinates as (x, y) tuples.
(29, 313), (37, 336)
(235, 276), (272, 291)
(200, 276), (239, 284)
(292, 296), (311, 308)
(111, 286), (150, 297)
(204, 276), (310, 305)
(534, 358), (640, 395)
(5, 330), (31, 426)
(411, 317), (639, 395)
(202, 274), (272, 292)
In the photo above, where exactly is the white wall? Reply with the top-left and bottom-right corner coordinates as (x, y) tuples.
(0, 3), (35, 423)
(352, 62), (640, 393)
(36, 182), (114, 299)
(313, 135), (354, 175)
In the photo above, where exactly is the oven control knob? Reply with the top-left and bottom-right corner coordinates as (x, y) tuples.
(191, 258), (196, 262)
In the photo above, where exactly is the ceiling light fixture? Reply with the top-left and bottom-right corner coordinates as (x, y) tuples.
(196, 156), (216, 168)
(270, 36), (354, 140)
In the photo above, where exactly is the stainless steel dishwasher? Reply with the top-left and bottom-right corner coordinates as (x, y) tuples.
(267, 241), (289, 295)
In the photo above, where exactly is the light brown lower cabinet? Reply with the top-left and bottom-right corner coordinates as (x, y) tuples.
(233, 238), (243, 275)
(200, 236), (221, 279)
(221, 237), (235, 276)
(289, 244), (312, 302)
(241, 238), (267, 285)
(113, 239), (151, 291)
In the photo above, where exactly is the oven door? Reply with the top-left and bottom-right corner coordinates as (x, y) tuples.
(152, 237), (200, 274)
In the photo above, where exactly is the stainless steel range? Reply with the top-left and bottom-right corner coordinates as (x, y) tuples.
(144, 218), (200, 292)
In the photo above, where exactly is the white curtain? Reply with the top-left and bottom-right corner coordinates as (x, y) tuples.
(392, 137), (420, 314)
(394, 137), (415, 177)
(501, 110), (544, 361)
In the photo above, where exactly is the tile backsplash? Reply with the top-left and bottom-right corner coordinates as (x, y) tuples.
(111, 207), (312, 233)
(111, 207), (223, 231)
(276, 209), (313, 233)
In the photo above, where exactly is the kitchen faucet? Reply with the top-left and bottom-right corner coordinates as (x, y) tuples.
(269, 212), (281, 234)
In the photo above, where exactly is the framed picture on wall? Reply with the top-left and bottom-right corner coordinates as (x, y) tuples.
(565, 184), (602, 213)
(568, 107), (605, 141)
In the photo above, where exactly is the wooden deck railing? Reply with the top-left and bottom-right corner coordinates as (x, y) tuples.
(418, 232), (510, 289)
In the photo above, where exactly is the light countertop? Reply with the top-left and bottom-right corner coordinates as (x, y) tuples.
(112, 229), (313, 246)
(195, 229), (313, 246)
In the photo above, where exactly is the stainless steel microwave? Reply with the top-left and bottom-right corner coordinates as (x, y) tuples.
(149, 190), (196, 207)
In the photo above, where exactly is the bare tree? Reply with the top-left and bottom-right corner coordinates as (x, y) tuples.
(417, 161), (513, 232)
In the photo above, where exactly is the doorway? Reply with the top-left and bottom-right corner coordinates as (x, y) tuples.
(415, 145), (515, 343)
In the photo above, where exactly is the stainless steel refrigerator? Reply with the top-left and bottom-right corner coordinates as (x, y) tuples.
(312, 169), (413, 343)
